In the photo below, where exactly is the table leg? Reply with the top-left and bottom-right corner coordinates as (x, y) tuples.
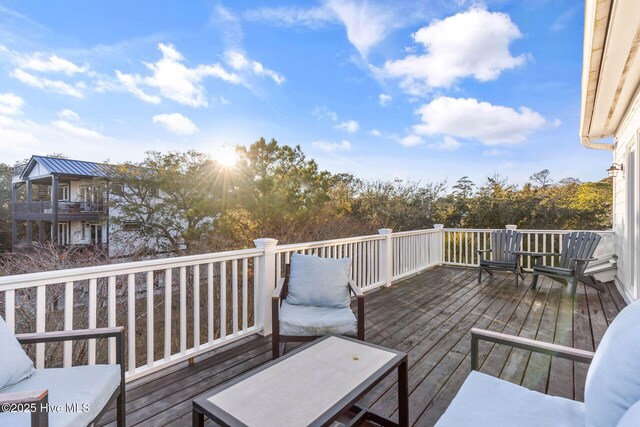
(398, 359), (409, 427)
(193, 408), (204, 427)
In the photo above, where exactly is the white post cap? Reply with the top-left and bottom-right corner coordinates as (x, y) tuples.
(433, 224), (444, 229)
(378, 228), (393, 235)
(505, 224), (517, 230)
(253, 238), (279, 249)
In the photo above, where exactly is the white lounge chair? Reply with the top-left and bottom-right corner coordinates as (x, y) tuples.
(436, 299), (640, 426)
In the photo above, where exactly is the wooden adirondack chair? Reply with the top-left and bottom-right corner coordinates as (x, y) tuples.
(476, 229), (525, 286)
(518, 231), (603, 297)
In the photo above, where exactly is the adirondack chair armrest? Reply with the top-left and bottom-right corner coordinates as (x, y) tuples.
(513, 251), (559, 257)
(475, 249), (492, 253)
(571, 257), (598, 262)
(470, 327), (595, 371)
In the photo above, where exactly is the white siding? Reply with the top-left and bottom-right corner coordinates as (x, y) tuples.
(612, 86), (640, 302)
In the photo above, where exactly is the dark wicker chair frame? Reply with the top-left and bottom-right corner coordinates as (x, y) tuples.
(271, 264), (365, 359)
(0, 327), (126, 427)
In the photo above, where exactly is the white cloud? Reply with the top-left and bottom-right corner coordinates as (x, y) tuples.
(211, 95), (230, 105)
(399, 134), (424, 147)
(483, 148), (505, 156)
(428, 136), (461, 150)
(224, 51), (285, 84)
(52, 120), (106, 139)
(369, 129), (382, 137)
(335, 119), (359, 133)
(17, 52), (89, 75)
(57, 109), (79, 120)
(0, 92), (24, 115)
(379, 93), (392, 106)
(152, 113), (199, 136)
(312, 106), (338, 122)
(377, 7), (527, 95)
(116, 43), (242, 107)
(313, 139), (352, 152)
(244, 6), (334, 28)
(325, 0), (399, 58)
(413, 96), (547, 145)
(11, 68), (84, 98)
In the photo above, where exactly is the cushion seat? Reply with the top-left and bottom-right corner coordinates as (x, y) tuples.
(0, 365), (121, 427)
(533, 265), (573, 276)
(435, 371), (584, 427)
(279, 300), (357, 337)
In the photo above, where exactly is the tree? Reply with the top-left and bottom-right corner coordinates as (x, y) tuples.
(111, 150), (225, 254)
(530, 169), (552, 187)
(0, 163), (12, 252)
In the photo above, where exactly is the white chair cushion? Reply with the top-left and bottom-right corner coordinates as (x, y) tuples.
(279, 301), (357, 336)
(436, 371), (584, 427)
(585, 300), (640, 427)
(0, 364), (121, 427)
(286, 254), (351, 308)
(617, 400), (640, 427)
(0, 316), (35, 390)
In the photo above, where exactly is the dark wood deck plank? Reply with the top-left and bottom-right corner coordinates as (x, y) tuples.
(96, 265), (624, 427)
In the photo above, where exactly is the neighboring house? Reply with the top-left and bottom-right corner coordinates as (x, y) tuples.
(11, 155), (167, 257)
(580, 0), (640, 302)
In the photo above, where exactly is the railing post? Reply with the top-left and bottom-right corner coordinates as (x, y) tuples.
(378, 229), (393, 287)
(433, 224), (444, 264)
(254, 238), (278, 336)
(506, 224), (517, 230)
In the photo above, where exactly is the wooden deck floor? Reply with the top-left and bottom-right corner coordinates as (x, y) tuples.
(98, 266), (626, 427)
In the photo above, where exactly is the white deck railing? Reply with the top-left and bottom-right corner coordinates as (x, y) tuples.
(0, 226), (613, 382)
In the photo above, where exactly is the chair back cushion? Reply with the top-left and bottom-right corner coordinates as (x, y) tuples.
(0, 316), (35, 390)
(617, 400), (640, 427)
(285, 254), (351, 308)
(585, 300), (640, 427)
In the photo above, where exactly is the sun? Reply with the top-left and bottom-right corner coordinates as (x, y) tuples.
(217, 146), (239, 168)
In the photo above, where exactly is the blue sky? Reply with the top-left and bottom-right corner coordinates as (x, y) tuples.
(0, 0), (611, 187)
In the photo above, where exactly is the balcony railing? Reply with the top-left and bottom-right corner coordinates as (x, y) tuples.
(14, 201), (107, 215)
(0, 227), (613, 383)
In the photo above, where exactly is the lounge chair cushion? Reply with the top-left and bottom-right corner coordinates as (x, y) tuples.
(617, 400), (640, 427)
(286, 254), (351, 308)
(0, 364), (121, 427)
(0, 316), (35, 390)
(435, 371), (584, 427)
(278, 301), (357, 336)
(585, 300), (640, 427)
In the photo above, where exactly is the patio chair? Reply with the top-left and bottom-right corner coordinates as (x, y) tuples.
(436, 299), (640, 426)
(476, 229), (524, 286)
(0, 316), (125, 427)
(271, 253), (364, 359)
(517, 231), (603, 297)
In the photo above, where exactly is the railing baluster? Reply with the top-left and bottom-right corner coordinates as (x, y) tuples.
(108, 276), (116, 364)
(164, 269), (172, 361)
(220, 262), (227, 339)
(146, 271), (154, 366)
(64, 281), (74, 367)
(242, 259), (248, 331)
(232, 259), (238, 335)
(179, 267), (186, 355)
(207, 263), (214, 343)
(36, 285), (45, 369)
(253, 256), (259, 327)
(88, 278), (97, 365)
(193, 266), (200, 350)
(4, 289), (15, 332)
(127, 273), (136, 374)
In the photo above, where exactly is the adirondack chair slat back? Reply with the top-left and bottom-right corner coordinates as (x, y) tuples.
(559, 231), (601, 274)
(490, 229), (522, 263)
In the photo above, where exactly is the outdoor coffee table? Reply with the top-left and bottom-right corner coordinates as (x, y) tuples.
(192, 334), (409, 427)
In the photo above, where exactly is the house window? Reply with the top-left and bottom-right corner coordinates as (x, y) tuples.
(123, 221), (142, 231)
(81, 221), (86, 239)
(111, 183), (124, 196)
(57, 185), (69, 201)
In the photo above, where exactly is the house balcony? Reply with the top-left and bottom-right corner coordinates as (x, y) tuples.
(13, 201), (108, 221)
(0, 227), (623, 426)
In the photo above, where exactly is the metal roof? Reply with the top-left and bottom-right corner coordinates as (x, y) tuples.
(19, 155), (132, 180)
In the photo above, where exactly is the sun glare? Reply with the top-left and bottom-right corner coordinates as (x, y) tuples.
(217, 146), (239, 168)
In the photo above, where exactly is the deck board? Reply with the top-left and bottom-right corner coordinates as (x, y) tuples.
(98, 265), (625, 427)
